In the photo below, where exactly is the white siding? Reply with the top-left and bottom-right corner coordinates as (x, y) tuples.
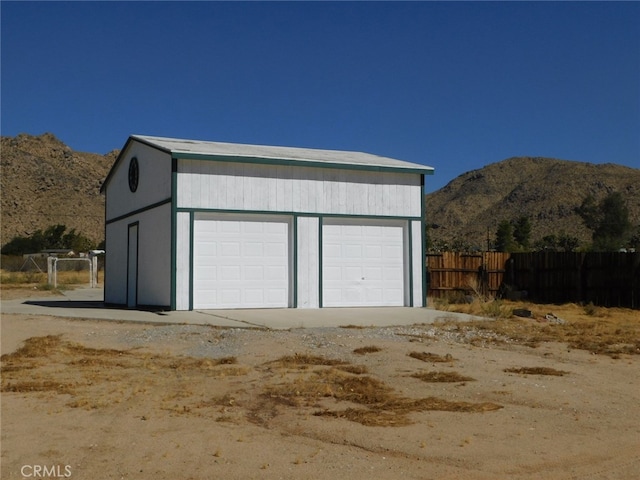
(105, 221), (128, 305)
(134, 204), (172, 307)
(176, 161), (422, 217)
(411, 220), (424, 307)
(105, 142), (172, 222)
(296, 216), (320, 308)
(104, 203), (172, 307)
(175, 212), (191, 310)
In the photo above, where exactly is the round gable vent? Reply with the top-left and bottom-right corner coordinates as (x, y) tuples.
(128, 157), (139, 192)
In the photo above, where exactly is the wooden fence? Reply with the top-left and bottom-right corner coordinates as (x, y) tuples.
(426, 251), (640, 309)
(426, 252), (509, 300)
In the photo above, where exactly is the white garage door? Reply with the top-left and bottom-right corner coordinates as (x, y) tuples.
(193, 214), (290, 309)
(322, 220), (406, 307)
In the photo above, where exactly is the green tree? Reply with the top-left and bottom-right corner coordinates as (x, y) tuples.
(513, 216), (532, 250)
(629, 226), (640, 251)
(534, 233), (580, 252)
(557, 233), (580, 252)
(495, 220), (517, 252)
(1, 225), (96, 256)
(578, 192), (632, 251)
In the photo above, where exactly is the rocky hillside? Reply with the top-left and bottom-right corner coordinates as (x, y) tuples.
(2, 134), (638, 252)
(1, 133), (116, 246)
(426, 157), (640, 250)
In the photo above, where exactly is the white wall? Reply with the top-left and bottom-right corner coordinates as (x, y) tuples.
(296, 216), (320, 308)
(137, 204), (172, 306)
(104, 203), (172, 307)
(175, 211), (191, 310)
(104, 221), (128, 305)
(411, 220), (425, 307)
(176, 160), (422, 217)
(105, 142), (172, 222)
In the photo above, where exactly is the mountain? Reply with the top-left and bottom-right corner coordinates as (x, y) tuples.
(2, 134), (639, 252)
(1, 133), (116, 247)
(425, 157), (640, 250)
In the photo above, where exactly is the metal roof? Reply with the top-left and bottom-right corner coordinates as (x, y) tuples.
(131, 134), (435, 173)
(101, 134), (434, 192)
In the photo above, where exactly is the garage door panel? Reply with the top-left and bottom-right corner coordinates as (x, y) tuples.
(345, 266), (363, 279)
(194, 215), (290, 309)
(364, 266), (382, 280)
(245, 289), (264, 303)
(365, 245), (382, 258)
(266, 265), (286, 280)
(244, 242), (264, 256)
(344, 245), (362, 258)
(222, 222), (240, 233)
(267, 288), (287, 303)
(244, 265), (264, 281)
(323, 221), (405, 307)
(221, 242), (240, 256)
(220, 289), (241, 304)
(265, 243), (286, 257)
(384, 266), (403, 280)
(384, 245), (403, 258)
(196, 266), (217, 280)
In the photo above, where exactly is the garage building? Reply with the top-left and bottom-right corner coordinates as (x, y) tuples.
(100, 135), (434, 310)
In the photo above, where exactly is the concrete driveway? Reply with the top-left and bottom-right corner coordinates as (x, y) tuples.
(1, 287), (483, 330)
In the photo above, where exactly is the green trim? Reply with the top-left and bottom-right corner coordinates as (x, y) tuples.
(127, 222), (140, 308)
(408, 221), (414, 307)
(421, 174), (427, 307)
(100, 137), (134, 193)
(176, 206), (421, 221)
(189, 211), (195, 311)
(170, 158), (178, 311)
(106, 198), (172, 225)
(173, 151), (434, 176)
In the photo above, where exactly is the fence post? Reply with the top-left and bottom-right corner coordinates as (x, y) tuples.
(91, 255), (98, 288)
(47, 256), (55, 287)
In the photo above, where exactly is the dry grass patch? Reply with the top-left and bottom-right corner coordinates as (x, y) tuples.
(2, 380), (77, 394)
(268, 353), (346, 369)
(315, 396), (502, 426)
(353, 346), (382, 355)
(3, 335), (502, 429)
(1, 335), (249, 415)
(336, 364), (368, 375)
(408, 351), (454, 363)
(1, 334), (63, 360)
(263, 368), (392, 406)
(410, 371), (475, 383)
(439, 306), (640, 357)
(262, 365), (501, 427)
(314, 407), (413, 427)
(504, 367), (568, 376)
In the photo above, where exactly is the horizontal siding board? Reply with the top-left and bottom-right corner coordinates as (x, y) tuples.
(297, 216), (320, 308)
(411, 220), (424, 307)
(175, 212), (191, 310)
(177, 160), (422, 217)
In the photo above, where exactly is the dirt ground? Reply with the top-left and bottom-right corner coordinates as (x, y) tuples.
(1, 288), (639, 479)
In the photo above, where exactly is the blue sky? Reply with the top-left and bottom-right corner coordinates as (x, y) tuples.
(2, 1), (638, 193)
